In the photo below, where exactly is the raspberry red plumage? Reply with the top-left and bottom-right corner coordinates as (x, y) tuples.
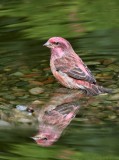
(44, 37), (111, 96)
(32, 102), (80, 146)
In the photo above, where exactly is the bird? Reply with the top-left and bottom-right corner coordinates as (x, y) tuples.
(32, 102), (80, 147)
(43, 37), (112, 96)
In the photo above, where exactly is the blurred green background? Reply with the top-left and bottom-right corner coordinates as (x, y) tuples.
(0, 0), (119, 160)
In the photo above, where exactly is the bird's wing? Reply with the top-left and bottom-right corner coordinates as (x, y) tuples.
(43, 103), (79, 129)
(53, 103), (79, 116)
(45, 103), (77, 116)
(66, 66), (96, 84)
(54, 56), (96, 84)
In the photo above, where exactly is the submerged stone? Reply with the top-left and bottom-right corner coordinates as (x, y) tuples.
(0, 120), (11, 127)
(11, 72), (24, 77)
(29, 87), (44, 95)
(16, 105), (27, 111)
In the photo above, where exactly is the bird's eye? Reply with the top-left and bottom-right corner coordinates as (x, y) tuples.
(54, 42), (59, 45)
(42, 137), (48, 141)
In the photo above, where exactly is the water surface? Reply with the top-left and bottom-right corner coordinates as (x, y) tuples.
(0, 0), (119, 159)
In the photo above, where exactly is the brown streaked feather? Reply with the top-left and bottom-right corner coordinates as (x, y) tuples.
(67, 67), (96, 84)
(43, 103), (80, 127)
(84, 84), (112, 96)
(54, 56), (96, 84)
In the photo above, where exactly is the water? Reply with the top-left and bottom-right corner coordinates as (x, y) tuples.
(0, 0), (119, 159)
(1, 124), (119, 160)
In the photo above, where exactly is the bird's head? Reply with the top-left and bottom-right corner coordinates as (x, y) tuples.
(43, 37), (72, 50)
(32, 126), (60, 147)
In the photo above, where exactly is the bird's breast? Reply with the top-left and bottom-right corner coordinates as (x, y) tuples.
(50, 59), (75, 88)
(50, 57), (85, 89)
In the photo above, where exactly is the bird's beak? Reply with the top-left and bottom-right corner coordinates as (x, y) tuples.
(31, 134), (44, 140)
(43, 41), (50, 47)
(31, 136), (37, 141)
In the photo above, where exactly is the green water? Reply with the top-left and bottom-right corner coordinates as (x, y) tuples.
(0, 0), (119, 159)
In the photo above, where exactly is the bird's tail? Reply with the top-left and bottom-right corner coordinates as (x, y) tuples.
(84, 84), (112, 96)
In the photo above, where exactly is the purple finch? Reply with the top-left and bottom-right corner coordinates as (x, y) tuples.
(31, 89), (83, 147)
(32, 102), (80, 147)
(43, 37), (112, 96)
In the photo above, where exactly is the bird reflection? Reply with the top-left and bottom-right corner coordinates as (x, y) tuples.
(30, 88), (83, 146)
